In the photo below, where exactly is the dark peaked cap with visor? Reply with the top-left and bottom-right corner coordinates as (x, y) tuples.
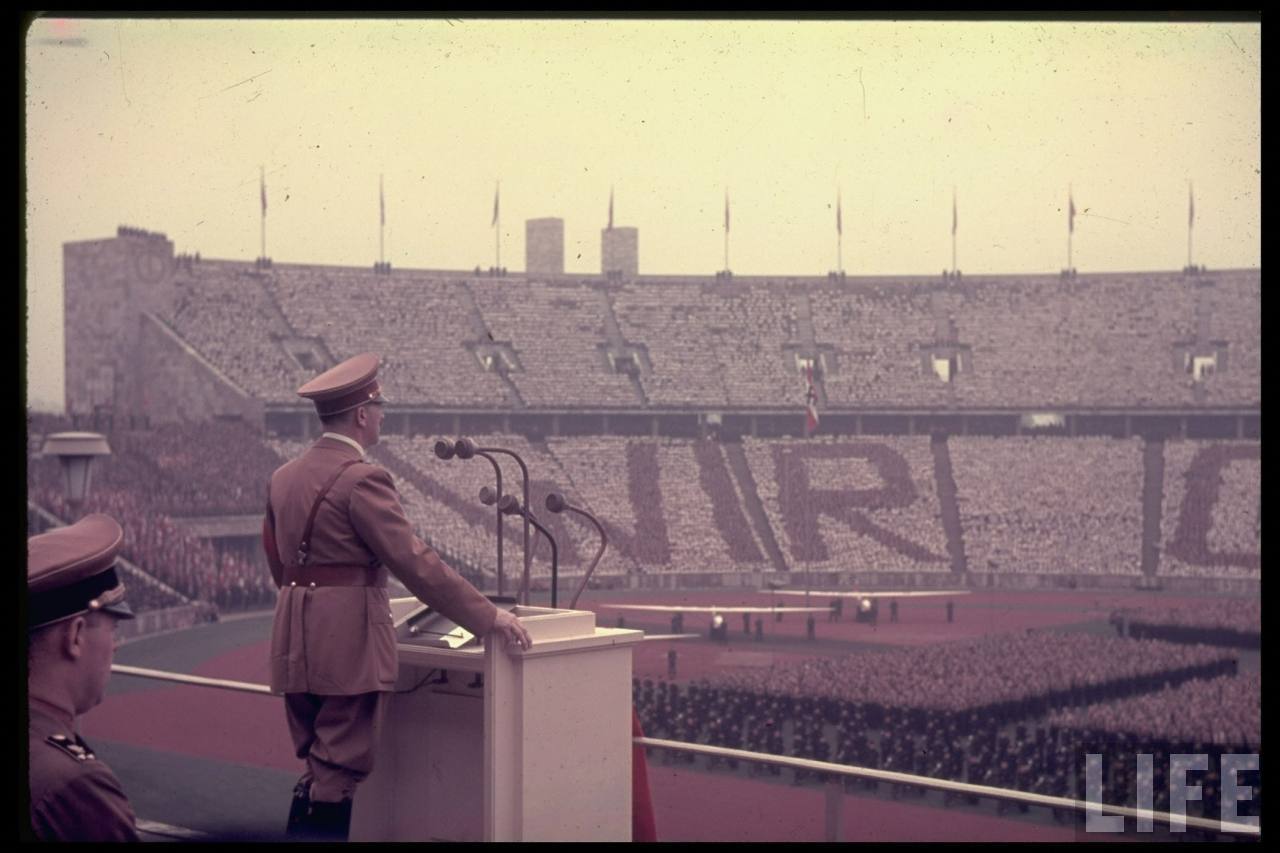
(297, 352), (387, 417)
(28, 514), (135, 630)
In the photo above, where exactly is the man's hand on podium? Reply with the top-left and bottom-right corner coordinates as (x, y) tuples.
(492, 609), (533, 651)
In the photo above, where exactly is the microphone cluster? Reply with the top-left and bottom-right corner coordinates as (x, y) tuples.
(433, 437), (608, 610)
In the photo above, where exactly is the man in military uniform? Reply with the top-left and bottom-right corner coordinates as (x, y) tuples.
(27, 514), (139, 842)
(263, 352), (532, 841)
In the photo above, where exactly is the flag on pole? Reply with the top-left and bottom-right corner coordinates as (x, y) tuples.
(805, 364), (820, 437)
(260, 167), (267, 216)
(492, 183), (500, 227)
(379, 174), (385, 226)
(724, 189), (730, 233)
(608, 186), (614, 230)
(836, 190), (843, 236)
(1189, 183), (1195, 228)
(1069, 189), (1075, 234)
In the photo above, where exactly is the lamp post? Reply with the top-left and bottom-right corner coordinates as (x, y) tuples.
(40, 432), (112, 520)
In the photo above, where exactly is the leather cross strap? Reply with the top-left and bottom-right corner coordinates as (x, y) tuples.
(280, 458), (388, 588)
(296, 459), (361, 567)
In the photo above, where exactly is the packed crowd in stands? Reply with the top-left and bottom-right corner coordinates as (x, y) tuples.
(271, 269), (515, 407)
(549, 436), (775, 573)
(612, 283), (738, 406)
(950, 437), (1144, 575)
(28, 407), (1260, 617)
(611, 282), (799, 407)
(101, 421), (285, 516)
(139, 256), (1260, 412)
(951, 274), (1201, 408)
(1160, 440), (1261, 578)
(810, 285), (951, 408)
(469, 278), (638, 407)
(167, 262), (309, 401)
(29, 415), (276, 612)
(1199, 272), (1262, 405)
(29, 481), (273, 613)
(367, 433), (610, 580)
(1048, 673), (1261, 748)
(29, 502), (188, 612)
(743, 435), (951, 573)
(719, 285), (807, 406)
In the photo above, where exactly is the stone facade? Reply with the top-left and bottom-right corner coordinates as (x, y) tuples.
(64, 232), (176, 417)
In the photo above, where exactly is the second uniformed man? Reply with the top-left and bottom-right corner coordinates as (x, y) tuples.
(27, 514), (139, 842)
(263, 352), (532, 841)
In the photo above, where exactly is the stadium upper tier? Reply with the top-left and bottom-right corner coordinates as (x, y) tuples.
(72, 232), (1257, 412)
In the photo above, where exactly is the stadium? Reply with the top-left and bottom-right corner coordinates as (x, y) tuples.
(26, 224), (1260, 841)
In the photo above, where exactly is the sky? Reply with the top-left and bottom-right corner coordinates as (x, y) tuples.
(23, 17), (1261, 413)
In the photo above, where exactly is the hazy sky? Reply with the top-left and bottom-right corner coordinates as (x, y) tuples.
(23, 17), (1260, 412)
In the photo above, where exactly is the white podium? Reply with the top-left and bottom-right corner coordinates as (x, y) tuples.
(350, 602), (644, 842)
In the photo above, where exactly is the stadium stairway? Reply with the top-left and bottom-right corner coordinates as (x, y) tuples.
(257, 273), (300, 339)
(1141, 438), (1165, 577)
(460, 280), (528, 408)
(930, 435), (969, 574)
(594, 286), (649, 406)
(722, 442), (791, 573)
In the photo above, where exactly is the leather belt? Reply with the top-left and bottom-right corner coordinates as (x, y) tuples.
(282, 564), (388, 588)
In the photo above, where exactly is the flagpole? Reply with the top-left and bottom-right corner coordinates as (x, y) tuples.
(836, 189), (843, 274)
(495, 181), (501, 270)
(260, 166), (266, 261)
(723, 189), (729, 272)
(951, 188), (957, 274)
(379, 174), (385, 266)
(1187, 183), (1194, 269)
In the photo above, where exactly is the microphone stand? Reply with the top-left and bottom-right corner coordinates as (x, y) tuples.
(459, 438), (532, 606)
(437, 439), (505, 596)
(499, 495), (558, 608)
(546, 493), (607, 610)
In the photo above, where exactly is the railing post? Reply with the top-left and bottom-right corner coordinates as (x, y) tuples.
(824, 777), (842, 842)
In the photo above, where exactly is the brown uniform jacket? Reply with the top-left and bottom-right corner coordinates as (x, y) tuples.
(264, 436), (497, 695)
(28, 699), (139, 842)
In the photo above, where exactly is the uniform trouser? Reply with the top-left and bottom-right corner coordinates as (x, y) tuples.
(285, 691), (388, 803)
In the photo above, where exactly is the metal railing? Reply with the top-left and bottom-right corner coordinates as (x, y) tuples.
(109, 665), (1261, 840)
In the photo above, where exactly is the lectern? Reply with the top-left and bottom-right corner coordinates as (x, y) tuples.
(350, 601), (644, 841)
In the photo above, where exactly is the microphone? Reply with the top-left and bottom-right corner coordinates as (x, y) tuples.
(461, 439), (533, 607)
(479, 485), (498, 506)
(545, 493), (607, 610)
(497, 495), (559, 608)
(437, 436), (504, 596)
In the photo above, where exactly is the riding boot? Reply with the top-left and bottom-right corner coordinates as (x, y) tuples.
(284, 780), (312, 840)
(309, 798), (354, 842)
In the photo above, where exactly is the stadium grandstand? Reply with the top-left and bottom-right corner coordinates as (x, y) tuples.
(27, 228), (1260, 840)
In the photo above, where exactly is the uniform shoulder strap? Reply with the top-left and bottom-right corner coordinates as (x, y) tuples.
(296, 459), (362, 565)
